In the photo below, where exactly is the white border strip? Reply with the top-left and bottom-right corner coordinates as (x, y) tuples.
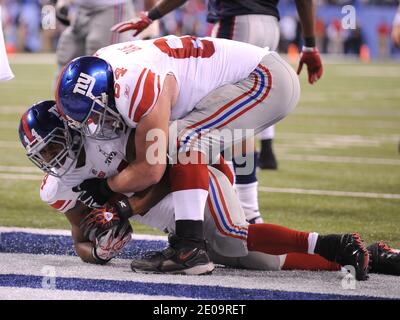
(279, 154), (400, 166)
(259, 186), (400, 200)
(0, 226), (168, 241)
(0, 173), (41, 180)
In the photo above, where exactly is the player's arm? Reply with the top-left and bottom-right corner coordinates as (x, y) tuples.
(107, 74), (177, 194)
(294, 0), (323, 84)
(111, 0), (188, 36)
(114, 168), (171, 219)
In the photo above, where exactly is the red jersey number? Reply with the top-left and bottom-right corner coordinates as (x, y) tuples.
(153, 36), (215, 59)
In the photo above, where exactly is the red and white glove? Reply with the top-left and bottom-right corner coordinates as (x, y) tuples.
(297, 47), (323, 84)
(111, 11), (152, 37)
(92, 221), (133, 264)
(80, 207), (121, 242)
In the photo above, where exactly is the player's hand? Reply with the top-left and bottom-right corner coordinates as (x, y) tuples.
(73, 178), (115, 208)
(110, 12), (152, 37)
(81, 208), (132, 264)
(92, 221), (132, 263)
(80, 207), (121, 242)
(297, 47), (323, 84)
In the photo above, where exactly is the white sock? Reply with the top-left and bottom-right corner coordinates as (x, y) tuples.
(234, 182), (263, 222)
(172, 189), (208, 221)
(308, 232), (319, 254)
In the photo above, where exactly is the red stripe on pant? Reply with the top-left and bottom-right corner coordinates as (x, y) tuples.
(169, 152), (209, 192)
(247, 223), (309, 255)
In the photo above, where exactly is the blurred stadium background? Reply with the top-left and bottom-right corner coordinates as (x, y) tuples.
(0, 0), (399, 246)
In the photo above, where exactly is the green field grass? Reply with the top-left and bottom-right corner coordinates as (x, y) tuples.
(0, 55), (399, 246)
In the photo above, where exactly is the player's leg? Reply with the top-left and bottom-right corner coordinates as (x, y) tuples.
(130, 183), (215, 275)
(231, 137), (263, 224)
(203, 167), (368, 279)
(168, 154), (215, 274)
(211, 14), (281, 223)
(258, 126), (277, 170)
(19, 1), (41, 52)
(54, 11), (86, 87)
(172, 51), (300, 163)
(245, 15), (281, 171)
(85, 1), (135, 55)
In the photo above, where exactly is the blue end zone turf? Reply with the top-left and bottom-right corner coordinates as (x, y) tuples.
(0, 231), (391, 300)
(0, 231), (166, 259)
(0, 274), (383, 300)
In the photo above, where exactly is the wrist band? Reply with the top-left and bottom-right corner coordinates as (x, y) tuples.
(115, 198), (134, 220)
(147, 7), (162, 21)
(302, 46), (317, 52)
(304, 37), (316, 48)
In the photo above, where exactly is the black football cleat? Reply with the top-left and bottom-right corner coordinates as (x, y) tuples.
(368, 241), (400, 276)
(316, 233), (369, 281)
(258, 139), (278, 170)
(335, 233), (369, 281)
(130, 235), (214, 275)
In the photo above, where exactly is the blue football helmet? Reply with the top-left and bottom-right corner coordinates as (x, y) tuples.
(19, 100), (83, 178)
(56, 56), (125, 140)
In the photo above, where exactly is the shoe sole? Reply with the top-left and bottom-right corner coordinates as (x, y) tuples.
(131, 262), (215, 276)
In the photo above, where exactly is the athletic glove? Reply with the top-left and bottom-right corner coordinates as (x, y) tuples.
(92, 220), (133, 264)
(111, 12), (152, 37)
(297, 46), (323, 84)
(80, 207), (121, 242)
(73, 178), (115, 208)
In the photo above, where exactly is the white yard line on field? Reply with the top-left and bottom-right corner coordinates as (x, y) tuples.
(0, 226), (168, 241)
(0, 173), (42, 180)
(0, 106), (28, 114)
(0, 141), (21, 148)
(0, 166), (41, 173)
(258, 186), (400, 200)
(278, 154), (400, 165)
(0, 171), (399, 200)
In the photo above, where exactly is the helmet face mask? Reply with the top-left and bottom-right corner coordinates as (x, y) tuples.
(27, 125), (82, 178)
(19, 101), (84, 178)
(78, 94), (126, 140)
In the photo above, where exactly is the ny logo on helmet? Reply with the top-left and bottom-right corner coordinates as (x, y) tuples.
(73, 72), (96, 99)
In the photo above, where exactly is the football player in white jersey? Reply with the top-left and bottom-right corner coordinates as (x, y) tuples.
(55, 35), (302, 275)
(21, 100), (400, 279)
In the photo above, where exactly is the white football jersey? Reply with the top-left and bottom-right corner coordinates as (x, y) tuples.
(40, 129), (131, 213)
(95, 35), (269, 128)
(40, 127), (176, 229)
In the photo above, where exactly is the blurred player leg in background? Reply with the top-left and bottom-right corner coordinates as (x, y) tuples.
(211, 14), (280, 224)
(19, 0), (42, 52)
(391, 5), (400, 47)
(0, 5), (14, 81)
(54, 0), (135, 87)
